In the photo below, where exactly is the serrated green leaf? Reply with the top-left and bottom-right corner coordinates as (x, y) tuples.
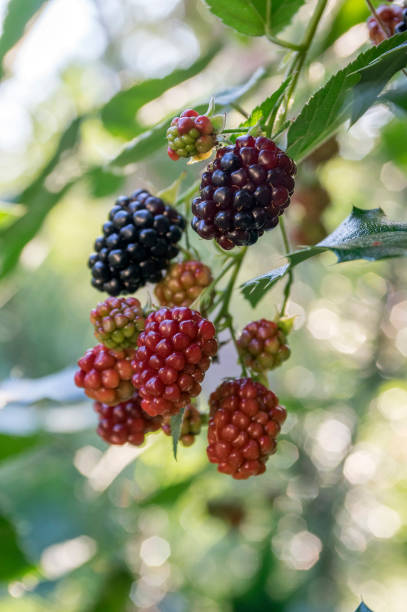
(101, 45), (221, 137)
(241, 207), (407, 307)
(171, 407), (186, 460)
(204, 0), (305, 37)
(355, 603), (374, 612)
(0, 0), (49, 79)
(0, 514), (33, 581)
(241, 264), (290, 307)
(241, 76), (290, 128)
(0, 433), (43, 464)
(287, 33), (407, 162)
(379, 80), (407, 116)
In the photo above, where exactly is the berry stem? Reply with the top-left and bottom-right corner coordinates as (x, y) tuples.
(231, 104), (249, 119)
(279, 217), (293, 316)
(265, 0), (305, 52)
(225, 313), (248, 378)
(221, 128), (250, 134)
(214, 247), (247, 326)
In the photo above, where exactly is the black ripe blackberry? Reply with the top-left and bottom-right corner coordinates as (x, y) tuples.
(191, 136), (296, 250)
(88, 190), (186, 295)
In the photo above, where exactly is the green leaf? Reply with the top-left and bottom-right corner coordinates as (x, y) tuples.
(0, 433), (42, 464)
(139, 475), (197, 507)
(86, 166), (125, 198)
(287, 33), (407, 162)
(109, 119), (170, 168)
(171, 407), (186, 460)
(241, 264), (289, 308)
(379, 81), (407, 116)
(204, 0), (305, 37)
(85, 567), (133, 612)
(0, 117), (81, 279)
(241, 207), (407, 307)
(101, 45), (221, 137)
(242, 76), (290, 128)
(0, 513), (33, 581)
(355, 603), (374, 612)
(0, 0), (49, 79)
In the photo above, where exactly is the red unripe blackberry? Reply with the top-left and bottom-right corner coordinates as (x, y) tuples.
(88, 189), (185, 296)
(237, 319), (290, 372)
(367, 5), (404, 44)
(207, 378), (286, 479)
(74, 344), (136, 405)
(167, 109), (217, 159)
(191, 136), (296, 250)
(154, 260), (213, 307)
(95, 393), (162, 445)
(90, 296), (145, 350)
(162, 404), (202, 447)
(131, 307), (217, 417)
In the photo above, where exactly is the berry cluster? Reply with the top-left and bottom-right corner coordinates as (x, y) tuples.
(154, 260), (213, 307)
(167, 109), (217, 160)
(162, 404), (202, 447)
(367, 5), (406, 44)
(131, 307), (218, 417)
(95, 393), (162, 445)
(88, 190), (185, 296)
(74, 344), (135, 405)
(237, 319), (290, 372)
(207, 378), (286, 479)
(191, 135), (296, 250)
(90, 296), (145, 350)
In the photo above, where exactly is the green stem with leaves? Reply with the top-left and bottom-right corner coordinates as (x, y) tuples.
(279, 217), (293, 316)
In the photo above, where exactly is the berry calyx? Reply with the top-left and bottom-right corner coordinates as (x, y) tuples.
(88, 190), (185, 296)
(207, 378), (286, 479)
(162, 404), (203, 447)
(131, 307), (217, 417)
(191, 136), (296, 250)
(90, 296), (145, 350)
(95, 393), (162, 445)
(367, 4), (404, 44)
(237, 319), (291, 372)
(74, 344), (136, 405)
(166, 109), (217, 160)
(154, 260), (213, 307)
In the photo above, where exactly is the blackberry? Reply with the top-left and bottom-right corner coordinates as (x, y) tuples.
(88, 190), (185, 296)
(90, 296), (145, 350)
(367, 5), (404, 44)
(131, 307), (217, 417)
(74, 344), (136, 405)
(207, 378), (286, 479)
(191, 136), (296, 250)
(162, 404), (203, 447)
(167, 109), (217, 160)
(95, 393), (162, 446)
(154, 260), (213, 307)
(237, 319), (290, 372)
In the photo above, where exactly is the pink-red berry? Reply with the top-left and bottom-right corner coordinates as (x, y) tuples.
(90, 296), (145, 350)
(237, 319), (291, 372)
(95, 393), (162, 445)
(74, 344), (136, 405)
(131, 307), (217, 417)
(166, 109), (217, 159)
(367, 5), (404, 44)
(154, 260), (213, 307)
(207, 378), (286, 479)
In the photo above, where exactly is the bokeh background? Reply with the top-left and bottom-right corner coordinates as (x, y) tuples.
(0, 0), (407, 610)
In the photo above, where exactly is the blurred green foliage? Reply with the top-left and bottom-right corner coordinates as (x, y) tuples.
(0, 1), (406, 611)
